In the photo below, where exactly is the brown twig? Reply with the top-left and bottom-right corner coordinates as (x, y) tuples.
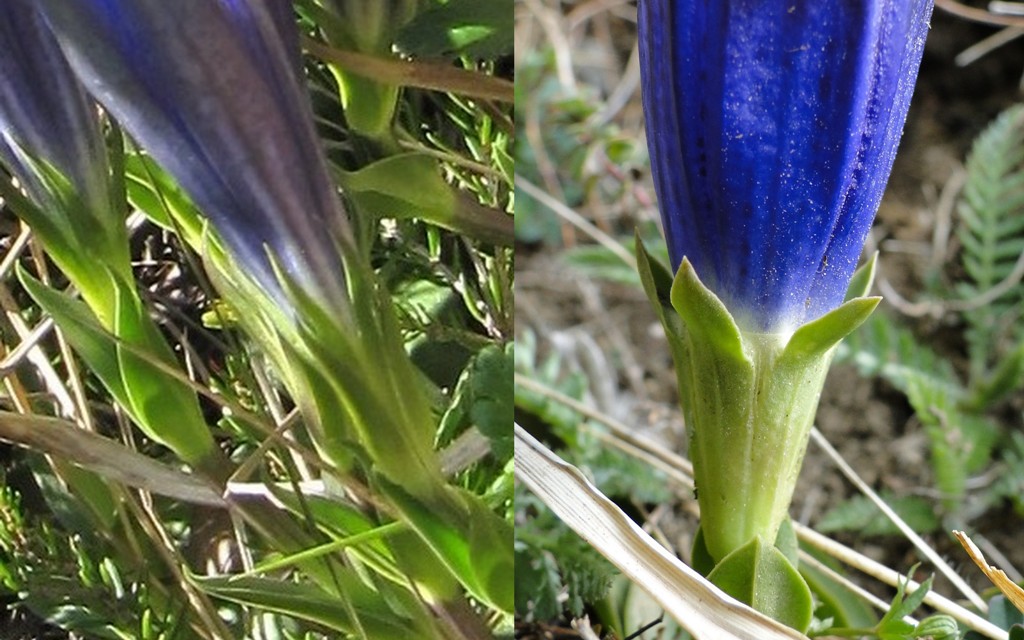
(935, 0), (1024, 27)
(303, 38), (513, 104)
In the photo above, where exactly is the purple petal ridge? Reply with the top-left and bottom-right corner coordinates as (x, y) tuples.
(639, 0), (933, 332)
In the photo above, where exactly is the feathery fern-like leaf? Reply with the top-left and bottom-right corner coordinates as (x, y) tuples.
(835, 315), (1000, 510)
(955, 104), (1024, 381)
(835, 313), (959, 399)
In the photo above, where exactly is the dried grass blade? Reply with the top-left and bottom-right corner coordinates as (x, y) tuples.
(514, 424), (804, 640)
(0, 411), (225, 507)
(955, 530), (1024, 614)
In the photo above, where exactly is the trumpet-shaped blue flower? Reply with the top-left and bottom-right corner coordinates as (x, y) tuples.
(37, 0), (351, 313)
(0, 0), (109, 223)
(639, 0), (933, 333)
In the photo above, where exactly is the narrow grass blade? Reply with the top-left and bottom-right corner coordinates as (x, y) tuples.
(191, 573), (421, 640)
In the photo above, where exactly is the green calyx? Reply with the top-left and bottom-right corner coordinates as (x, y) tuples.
(636, 234), (879, 627)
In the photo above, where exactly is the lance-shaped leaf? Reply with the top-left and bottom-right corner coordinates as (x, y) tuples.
(639, 0), (933, 333)
(37, 0), (352, 315)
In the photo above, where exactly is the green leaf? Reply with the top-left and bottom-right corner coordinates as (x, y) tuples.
(706, 536), (814, 632)
(634, 231), (678, 330)
(191, 574), (418, 639)
(514, 544), (563, 621)
(334, 71), (400, 136)
(773, 519), (800, 567)
(0, 141), (129, 277)
(19, 267), (215, 468)
(517, 484), (616, 626)
(338, 153), (454, 223)
(263, 483), (401, 584)
(800, 557), (878, 630)
(691, 527), (717, 577)
(48, 461), (119, 532)
(396, 0), (514, 59)
(633, 235), (694, 436)
(30, 461), (109, 541)
(43, 603), (135, 640)
(965, 340), (1024, 410)
(122, 152), (206, 248)
(955, 105), (1024, 379)
(18, 268), (131, 412)
(469, 343), (513, 460)
(876, 567), (933, 639)
(817, 494), (940, 537)
(986, 594), (1024, 631)
(110, 274), (216, 468)
(890, 574), (931, 622)
(0, 173), (73, 265)
(921, 411), (998, 510)
(377, 478), (513, 613)
(845, 252), (878, 301)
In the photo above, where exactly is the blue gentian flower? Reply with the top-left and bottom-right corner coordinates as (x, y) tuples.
(639, 0), (933, 333)
(0, 0), (110, 226)
(37, 0), (351, 313)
